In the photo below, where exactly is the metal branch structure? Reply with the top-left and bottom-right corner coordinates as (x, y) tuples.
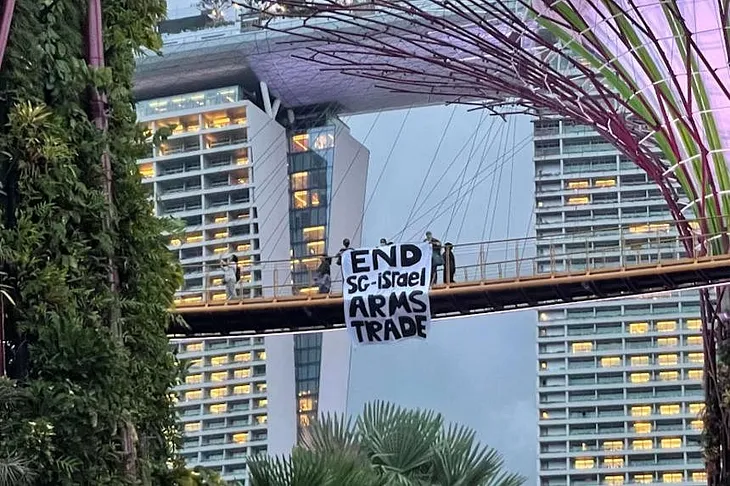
(249, 0), (730, 482)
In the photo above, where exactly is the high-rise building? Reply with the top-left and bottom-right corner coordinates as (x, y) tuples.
(534, 119), (707, 486)
(135, 85), (368, 484)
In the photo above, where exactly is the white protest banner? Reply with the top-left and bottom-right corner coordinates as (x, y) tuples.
(341, 242), (433, 345)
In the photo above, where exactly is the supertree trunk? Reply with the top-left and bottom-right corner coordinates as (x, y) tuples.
(247, 0), (730, 482)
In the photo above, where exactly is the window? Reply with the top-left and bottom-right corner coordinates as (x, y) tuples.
(658, 337), (678, 347)
(601, 356), (621, 367)
(234, 369), (251, 379)
(631, 356), (650, 366)
(256, 415), (268, 424)
(634, 474), (653, 484)
(233, 384), (251, 395)
(691, 419), (704, 430)
(184, 422), (201, 432)
(631, 406), (651, 416)
(603, 441), (623, 451)
(256, 383), (267, 393)
(662, 473), (683, 483)
(659, 371), (679, 381)
(658, 354), (678, 366)
(185, 374), (203, 384)
(686, 319), (702, 330)
(540, 361), (547, 370)
(255, 350), (267, 360)
(568, 196), (589, 205)
(210, 403), (227, 414)
(688, 352), (704, 363)
(688, 369), (703, 380)
(656, 320), (677, 332)
(568, 180), (589, 189)
(211, 356), (228, 366)
(185, 390), (202, 401)
(687, 336), (702, 346)
(291, 133), (309, 152)
(661, 438), (681, 449)
(604, 457), (624, 468)
(630, 373), (650, 383)
(210, 387), (227, 398)
(634, 422), (652, 434)
(660, 404), (680, 415)
(689, 403), (705, 414)
(632, 439), (652, 450)
(232, 432), (249, 444)
(605, 475), (624, 485)
(293, 190), (309, 209)
(693, 471), (707, 482)
(630, 322), (649, 334)
(189, 359), (202, 368)
(574, 458), (595, 469)
(572, 342), (593, 353)
(211, 371), (227, 382)
(186, 343), (203, 352)
(594, 178), (616, 188)
(234, 352), (252, 362)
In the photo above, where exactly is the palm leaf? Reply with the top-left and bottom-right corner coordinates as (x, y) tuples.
(0, 453), (35, 486)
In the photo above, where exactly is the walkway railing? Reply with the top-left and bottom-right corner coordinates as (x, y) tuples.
(173, 217), (723, 308)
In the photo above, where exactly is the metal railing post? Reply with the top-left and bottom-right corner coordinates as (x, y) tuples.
(273, 267), (278, 297)
(203, 262), (208, 305)
(444, 248), (451, 285)
(515, 241), (520, 278)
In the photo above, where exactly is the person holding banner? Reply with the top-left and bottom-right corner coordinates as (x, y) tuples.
(424, 231), (443, 285)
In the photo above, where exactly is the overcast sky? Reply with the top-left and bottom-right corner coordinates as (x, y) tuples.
(341, 106), (539, 483)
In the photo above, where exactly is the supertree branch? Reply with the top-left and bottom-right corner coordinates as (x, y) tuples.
(244, 0), (730, 482)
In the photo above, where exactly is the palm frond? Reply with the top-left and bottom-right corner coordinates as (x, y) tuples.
(300, 412), (359, 454)
(0, 453), (35, 486)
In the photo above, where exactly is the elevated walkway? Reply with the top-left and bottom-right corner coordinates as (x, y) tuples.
(171, 224), (730, 337)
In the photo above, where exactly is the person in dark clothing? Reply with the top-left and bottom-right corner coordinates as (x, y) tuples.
(443, 242), (456, 284)
(425, 231), (443, 285)
(336, 238), (351, 266)
(315, 256), (332, 293)
(379, 238), (393, 246)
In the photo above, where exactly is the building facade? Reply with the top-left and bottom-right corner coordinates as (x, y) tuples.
(534, 119), (707, 486)
(135, 86), (368, 483)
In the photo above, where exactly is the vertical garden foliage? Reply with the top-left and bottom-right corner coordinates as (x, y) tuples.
(0, 0), (191, 483)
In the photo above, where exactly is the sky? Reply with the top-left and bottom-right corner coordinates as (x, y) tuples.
(341, 105), (539, 483)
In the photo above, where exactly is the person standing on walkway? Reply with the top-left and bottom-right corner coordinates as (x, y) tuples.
(336, 238), (351, 266)
(425, 231), (443, 285)
(315, 256), (332, 294)
(443, 242), (456, 284)
(221, 255), (238, 300)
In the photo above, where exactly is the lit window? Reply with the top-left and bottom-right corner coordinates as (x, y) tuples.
(305, 240), (325, 255)
(659, 371), (679, 381)
(211, 356), (228, 366)
(232, 432), (249, 444)
(687, 319), (702, 330)
(291, 133), (309, 152)
(689, 403), (705, 414)
(256, 415), (268, 424)
(634, 474), (653, 484)
(567, 180), (589, 189)
(631, 356), (650, 366)
(631, 406), (651, 417)
(662, 472), (683, 483)
(658, 354), (678, 366)
(604, 457), (624, 468)
(660, 404), (680, 415)
(298, 397), (314, 412)
(139, 163), (154, 178)
(214, 231), (228, 239)
(688, 352), (704, 363)
(233, 384), (251, 395)
(629, 322), (649, 334)
(293, 190), (309, 209)
(541, 411), (549, 419)
(186, 234), (202, 244)
(687, 336), (702, 346)
(290, 172), (309, 190)
(661, 438), (681, 449)
(189, 359), (202, 368)
(236, 156), (249, 166)
(184, 390), (202, 401)
(568, 196), (589, 205)
(656, 320), (677, 332)
(169, 238), (181, 247)
(658, 337), (678, 347)
(594, 178), (616, 188)
(311, 191), (321, 206)
(691, 419), (704, 430)
(574, 458), (595, 469)
(693, 471), (707, 482)
(634, 422), (652, 434)
(214, 215), (228, 224)
(256, 383), (267, 393)
(234, 369), (251, 379)
(210, 387), (227, 398)
(184, 422), (201, 432)
(255, 398), (268, 408)
(211, 371), (227, 382)
(185, 374), (202, 384)
(605, 475), (624, 486)
(255, 351), (267, 360)
(603, 440), (623, 451)
(234, 352), (252, 362)
(632, 439), (652, 450)
(630, 373), (650, 383)
(688, 369), (703, 380)
(572, 342), (593, 353)
(540, 361), (547, 370)
(211, 293), (226, 301)
(213, 247), (227, 254)
(302, 225), (326, 242)
(186, 343), (203, 352)
(236, 244), (251, 252)
(601, 356), (621, 367)
(210, 403), (227, 414)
